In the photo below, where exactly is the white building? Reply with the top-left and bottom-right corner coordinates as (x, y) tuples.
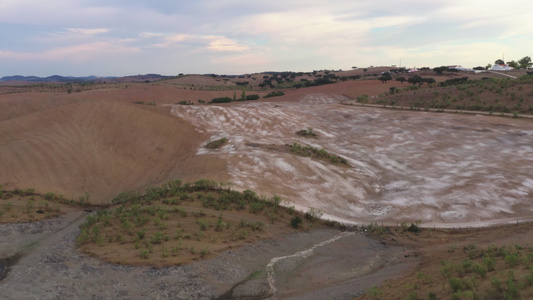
(492, 63), (513, 71)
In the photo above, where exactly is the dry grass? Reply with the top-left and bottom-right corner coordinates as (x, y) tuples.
(358, 222), (533, 300)
(370, 73), (533, 115)
(0, 189), (71, 223)
(75, 180), (332, 267)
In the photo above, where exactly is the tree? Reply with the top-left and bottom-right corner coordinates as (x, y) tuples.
(396, 76), (406, 84)
(494, 59), (504, 65)
(485, 63), (492, 70)
(518, 56), (532, 69)
(378, 73), (392, 83)
(507, 60), (519, 69)
(423, 78), (436, 85)
(433, 66), (448, 75)
(407, 75), (423, 86)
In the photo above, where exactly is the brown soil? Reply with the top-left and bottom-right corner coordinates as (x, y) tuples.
(1, 74), (533, 299)
(0, 92), (228, 203)
(357, 221), (533, 299)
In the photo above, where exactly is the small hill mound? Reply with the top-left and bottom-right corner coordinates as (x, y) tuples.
(0, 100), (227, 203)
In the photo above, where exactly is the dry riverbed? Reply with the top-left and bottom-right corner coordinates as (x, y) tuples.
(0, 210), (415, 299)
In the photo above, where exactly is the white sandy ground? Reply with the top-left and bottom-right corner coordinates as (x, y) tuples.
(170, 94), (533, 227)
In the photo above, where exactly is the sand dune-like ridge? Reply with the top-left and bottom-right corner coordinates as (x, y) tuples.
(0, 99), (225, 202)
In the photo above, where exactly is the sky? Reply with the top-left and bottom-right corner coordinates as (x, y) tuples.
(1, 0), (532, 77)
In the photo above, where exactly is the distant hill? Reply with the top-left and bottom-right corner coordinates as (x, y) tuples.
(1, 75), (106, 82)
(0, 74), (170, 83)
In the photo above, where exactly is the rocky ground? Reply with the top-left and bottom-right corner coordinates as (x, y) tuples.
(0, 211), (415, 299)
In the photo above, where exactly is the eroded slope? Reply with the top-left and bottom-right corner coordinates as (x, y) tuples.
(172, 94), (533, 226)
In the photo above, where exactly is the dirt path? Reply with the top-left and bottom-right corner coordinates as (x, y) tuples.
(486, 71), (517, 79)
(342, 100), (533, 119)
(0, 211), (414, 299)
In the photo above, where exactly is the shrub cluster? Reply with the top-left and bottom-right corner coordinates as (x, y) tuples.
(288, 143), (348, 165)
(205, 137), (228, 149)
(263, 91), (284, 98)
(210, 97), (232, 103)
(245, 94), (260, 100)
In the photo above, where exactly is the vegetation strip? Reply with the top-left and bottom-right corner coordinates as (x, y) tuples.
(367, 74), (533, 116)
(75, 179), (337, 266)
(288, 143), (348, 165)
(359, 222), (533, 300)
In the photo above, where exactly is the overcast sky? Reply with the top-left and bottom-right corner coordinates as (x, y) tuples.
(1, 0), (532, 77)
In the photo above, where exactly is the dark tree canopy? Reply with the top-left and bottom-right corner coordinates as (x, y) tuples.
(518, 56), (532, 69)
(507, 61), (519, 69)
(378, 73), (392, 83)
(433, 66), (449, 75)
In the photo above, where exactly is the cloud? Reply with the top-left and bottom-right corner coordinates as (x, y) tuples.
(0, 41), (140, 62)
(1, 0), (532, 76)
(208, 38), (250, 52)
(67, 28), (109, 35)
(141, 33), (249, 52)
(139, 32), (163, 38)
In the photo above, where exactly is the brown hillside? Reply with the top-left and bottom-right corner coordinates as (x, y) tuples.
(0, 100), (227, 203)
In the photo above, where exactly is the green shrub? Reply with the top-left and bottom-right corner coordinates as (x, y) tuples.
(296, 128), (317, 137)
(449, 277), (463, 292)
(44, 192), (56, 201)
(263, 91), (284, 98)
(200, 247), (209, 258)
(505, 252), (520, 267)
(408, 223), (421, 233)
(246, 94), (260, 100)
(210, 97), (233, 103)
(366, 286), (383, 299)
(151, 231), (163, 244)
(356, 94), (369, 103)
(484, 257), (496, 272)
(206, 137), (228, 149)
(139, 249), (149, 259)
(290, 216), (302, 229)
(137, 228), (146, 240)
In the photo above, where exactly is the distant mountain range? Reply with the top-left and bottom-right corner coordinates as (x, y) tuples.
(0, 74), (170, 83)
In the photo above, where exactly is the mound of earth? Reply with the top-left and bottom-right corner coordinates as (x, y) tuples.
(0, 99), (227, 204)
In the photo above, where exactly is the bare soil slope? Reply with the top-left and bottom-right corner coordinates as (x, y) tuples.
(0, 98), (227, 203)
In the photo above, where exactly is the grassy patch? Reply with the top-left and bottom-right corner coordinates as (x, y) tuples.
(296, 128), (318, 138)
(358, 224), (533, 300)
(371, 75), (533, 115)
(0, 188), (70, 223)
(263, 91), (284, 98)
(205, 137), (228, 149)
(76, 179), (334, 266)
(287, 143), (348, 165)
